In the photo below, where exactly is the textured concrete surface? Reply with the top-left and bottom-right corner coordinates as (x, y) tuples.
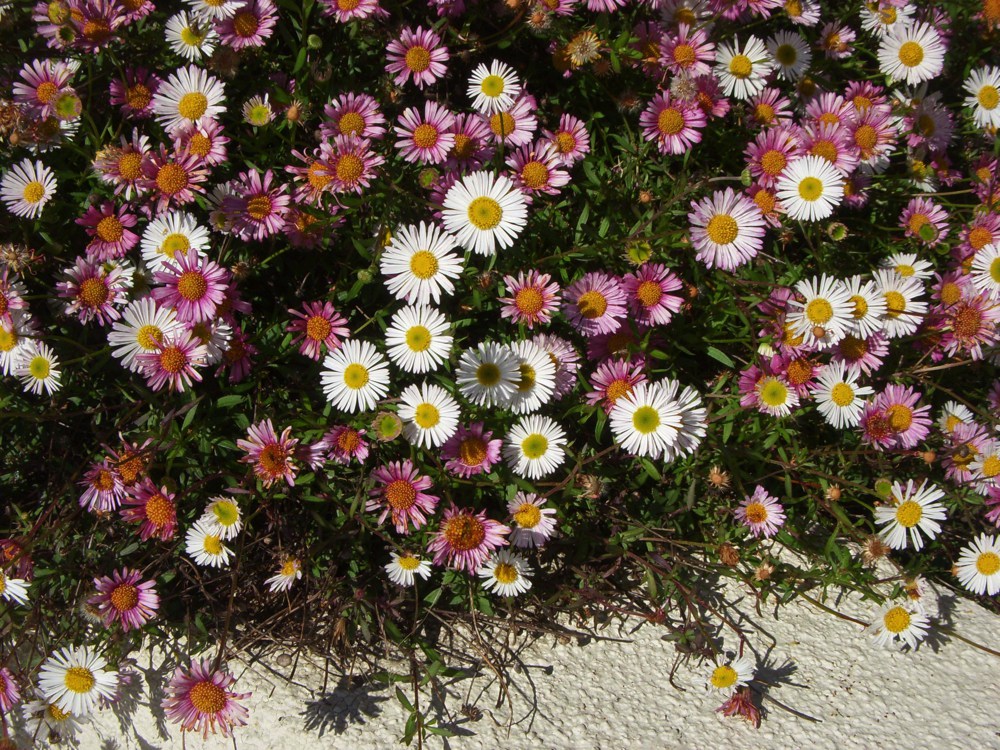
(29, 573), (1000, 750)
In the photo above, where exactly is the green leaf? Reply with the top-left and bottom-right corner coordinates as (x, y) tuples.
(640, 458), (661, 481)
(706, 346), (734, 368)
(395, 687), (414, 713)
(215, 395), (243, 408)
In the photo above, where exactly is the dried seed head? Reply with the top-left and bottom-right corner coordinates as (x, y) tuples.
(861, 535), (890, 566)
(754, 560), (775, 582)
(921, 450), (936, 464)
(825, 484), (841, 502)
(576, 473), (605, 499)
(707, 465), (731, 490)
(719, 542), (740, 567)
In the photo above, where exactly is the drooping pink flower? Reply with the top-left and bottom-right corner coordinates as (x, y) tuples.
(79, 460), (126, 512)
(120, 478), (179, 541)
(860, 385), (932, 451)
(162, 659), (250, 739)
(237, 419), (299, 488)
(427, 506), (509, 572)
(89, 568), (159, 631)
(440, 423), (502, 477)
(0, 666), (20, 713)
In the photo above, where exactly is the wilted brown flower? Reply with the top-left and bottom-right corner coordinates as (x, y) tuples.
(719, 542), (740, 567)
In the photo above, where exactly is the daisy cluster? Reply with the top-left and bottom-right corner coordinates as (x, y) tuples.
(1, 0), (1000, 738)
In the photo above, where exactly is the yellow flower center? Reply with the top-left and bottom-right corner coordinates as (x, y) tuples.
(514, 287), (544, 315)
(145, 493), (174, 526)
(79, 277), (109, 308)
(177, 92), (208, 121)
(305, 315), (332, 343)
(830, 382), (854, 407)
(281, 559), (300, 576)
(336, 428), (361, 452)
(490, 112), (516, 138)
(513, 502), (542, 529)
(894, 500), (922, 528)
(36, 81), (59, 104)
(605, 377), (631, 403)
(632, 405), (661, 434)
(64, 667), (96, 694)
(577, 290), (608, 319)
(155, 163), (189, 195)
(212, 500), (239, 527)
(467, 196), (502, 230)
(397, 554), (420, 571)
(442, 514), (486, 551)
(979, 85), (1000, 110)
(810, 140), (838, 163)
(343, 363), (369, 389)
(885, 404), (913, 432)
(335, 154), (364, 184)
(22, 181), (46, 204)
(954, 306), (983, 338)
(710, 665), (738, 689)
(977, 551), (1000, 576)
(136, 324), (163, 351)
(203, 534), (223, 555)
(246, 195), (272, 221)
(159, 346), (187, 373)
(402, 250), (438, 282)
(706, 214), (738, 245)
(180, 25), (205, 46)
(411, 123), (440, 149)
(728, 54), (752, 78)
(110, 582), (139, 611)
(897, 41), (924, 68)
(883, 290), (906, 318)
(854, 124), (877, 151)
(554, 131), (576, 154)
(635, 280), (663, 308)
(458, 436), (488, 466)
(759, 378), (788, 407)
(118, 151), (143, 180)
(657, 107), (685, 136)
(981, 455), (1000, 478)
(673, 43), (696, 67)
(744, 502), (768, 524)
(405, 46), (431, 72)
(189, 681), (227, 714)
(29, 355), (50, 380)
(521, 433), (549, 459)
(385, 479), (416, 510)
(517, 363), (536, 392)
(414, 402), (440, 428)
(883, 606), (911, 633)
(232, 9), (259, 36)
(404, 325), (431, 352)
(480, 74), (505, 97)
(760, 150), (787, 176)
(177, 270), (208, 301)
(338, 112), (365, 136)
(798, 176), (823, 201)
(493, 562), (518, 584)
(775, 44), (797, 66)
(520, 161), (549, 189)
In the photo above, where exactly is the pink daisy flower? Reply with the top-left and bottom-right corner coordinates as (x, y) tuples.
(848, 108), (897, 169)
(805, 92), (851, 129)
(32, 0), (76, 49)
(56, 255), (127, 326)
(441, 423), (502, 477)
(507, 492), (557, 548)
(138, 330), (208, 392)
(237, 419), (299, 488)
(985, 486), (1000, 528)
(904, 94), (954, 153)
(630, 21), (668, 79)
(152, 250), (230, 324)
(936, 291), (1000, 361)
(109, 67), (161, 119)
(286, 301), (350, 361)
(13, 58), (75, 119)
(639, 92), (706, 155)
(140, 146), (209, 213)
(320, 0), (387, 22)
(368, 460), (439, 534)
(286, 147), (336, 206)
(747, 87), (793, 128)
(745, 125), (801, 189)
(319, 135), (384, 194)
(956, 212), (1000, 261)
(506, 141), (570, 198)
(173, 120), (229, 168)
(394, 102), (456, 165)
(900, 197), (949, 246)
(585, 357), (646, 413)
(943, 422), (991, 485)
(622, 263), (684, 327)
(819, 22), (855, 59)
(830, 331), (889, 376)
(499, 270), (561, 329)
(860, 385), (932, 451)
(215, 0), (277, 49)
(92, 129), (151, 200)
(688, 188), (766, 271)
(79, 460), (126, 512)
(746, 183), (783, 228)
(120, 478), (178, 541)
(484, 96), (537, 148)
(89, 568), (159, 631)
(801, 122), (860, 175)
(427, 506), (509, 572)
(563, 272), (627, 336)
(226, 169), (291, 241)
(0, 666), (20, 714)
(541, 114), (590, 166)
(71, 0), (125, 52)
(691, 74), (731, 119)
(321, 93), (387, 141)
(660, 23), (715, 77)
(118, 0), (154, 22)
(217, 325), (257, 384)
(0, 267), (28, 329)
(162, 659), (250, 739)
(532, 332), (580, 400)
(323, 425), (369, 464)
(76, 201), (140, 261)
(385, 26), (449, 89)
(844, 80), (891, 118)
(736, 485), (786, 538)
(445, 113), (494, 171)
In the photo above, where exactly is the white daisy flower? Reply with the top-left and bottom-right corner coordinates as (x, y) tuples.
(37, 646), (118, 718)
(15, 340), (61, 396)
(860, 0), (914, 37)
(767, 30), (811, 80)
(397, 381), (460, 448)
(811, 361), (873, 429)
(955, 533), (1000, 596)
(874, 479), (947, 551)
(508, 492), (557, 548)
(707, 653), (755, 691)
(185, 0), (243, 20)
(755, 375), (799, 418)
(503, 414), (566, 480)
(188, 317), (232, 366)
(872, 268), (927, 339)
(877, 23), (945, 86)
(478, 550), (532, 597)
(881, 252), (934, 281)
(964, 66), (1000, 130)
(384, 551), (432, 587)
(108, 298), (184, 373)
(664, 379), (708, 461)
(786, 274), (854, 349)
(140, 211), (210, 272)
(22, 694), (88, 738)
(970, 243), (1000, 299)
(151, 64), (226, 135)
(321, 339), (391, 413)
(970, 441), (1000, 492)
(0, 313), (37, 376)
(776, 155), (845, 222)
(380, 222), (463, 306)
(164, 11), (217, 61)
(1, 158), (57, 219)
(609, 381), (684, 460)
(200, 496), (243, 540)
(843, 275), (887, 337)
(441, 171), (528, 256)
(385, 304), (452, 374)
(868, 603), (930, 650)
(508, 339), (556, 415)
(0, 569), (29, 605)
(266, 558), (303, 593)
(467, 60), (521, 115)
(455, 341), (519, 408)
(242, 94), (274, 127)
(938, 400), (975, 434)
(185, 519), (233, 567)
(714, 36), (773, 101)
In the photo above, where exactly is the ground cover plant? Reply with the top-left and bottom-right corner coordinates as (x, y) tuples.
(1, 0), (1000, 744)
